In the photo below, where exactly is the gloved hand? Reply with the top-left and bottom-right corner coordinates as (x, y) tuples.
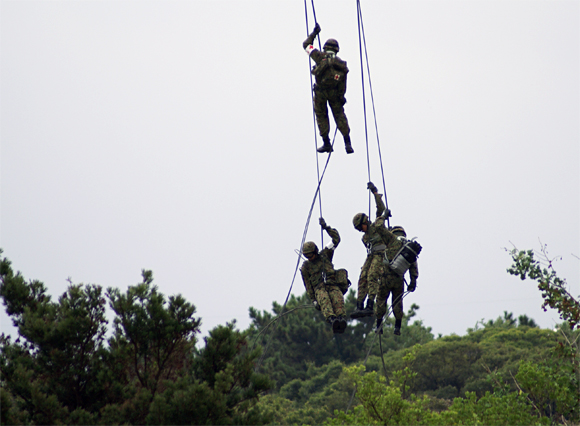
(313, 300), (321, 311)
(367, 182), (377, 193)
(407, 277), (417, 292)
(384, 209), (392, 218)
(313, 23), (321, 35)
(319, 217), (328, 229)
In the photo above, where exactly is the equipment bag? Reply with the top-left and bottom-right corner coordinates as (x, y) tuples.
(335, 268), (351, 295)
(389, 239), (422, 276)
(312, 56), (348, 90)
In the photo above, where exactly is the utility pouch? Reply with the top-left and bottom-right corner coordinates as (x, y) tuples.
(371, 244), (387, 254)
(335, 268), (351, 295)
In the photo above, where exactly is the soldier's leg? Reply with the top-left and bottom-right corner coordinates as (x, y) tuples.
(328, 285), (347, 333)
(374, 278), (390, 334)
(367, 254), (385, 304)
(328, 97), (350, 137)
(314, 287), (334, 320)
(313, 92), (330, 138)
(351, 257), (371, 319)
(328, 286), (346, 317)
(356, 256), (372, 304)
(390, 276), (405, 335)
(375, 284), (389, 322)
(329, 97), (353, 153)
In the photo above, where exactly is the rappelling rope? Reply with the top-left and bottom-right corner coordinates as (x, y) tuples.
(254, 152), (334, 372)
(255, 1), (346, 373)
(304, 0), (325, 246)
(356, 0), (391, 228)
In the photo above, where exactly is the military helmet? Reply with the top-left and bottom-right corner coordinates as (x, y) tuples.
(390, 226), (407, 237)
(352, 213), (368, 230)
(302, 241), (319, 256)
(323, 38), (339, 53)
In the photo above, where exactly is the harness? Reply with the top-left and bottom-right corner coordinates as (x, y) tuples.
(311, 53), (348, 91)
(364, 226), (387, 255)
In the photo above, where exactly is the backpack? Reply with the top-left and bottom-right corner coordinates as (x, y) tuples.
(311, 55), (348, 90)
(334, 268), (351, 295)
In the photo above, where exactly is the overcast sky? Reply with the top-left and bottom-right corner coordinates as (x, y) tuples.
(1, 0), (578, 343)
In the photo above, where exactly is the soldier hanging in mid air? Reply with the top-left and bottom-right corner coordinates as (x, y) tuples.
(350, 182), (396, 320)
(301, 218), (349, 334)
(303, 23), (353, 154)
(375, 225), (419, 336)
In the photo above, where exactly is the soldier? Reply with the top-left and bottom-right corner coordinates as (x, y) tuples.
(375, 225), (419, 336)
(303, 23), (353, 154)
(350, 182), (395, 320)
(301, 217), (348, 334)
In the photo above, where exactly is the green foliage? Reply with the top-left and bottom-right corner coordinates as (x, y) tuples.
(2, 246), (578, 425)
(248, 291), (433, 390)
(506, 244), (580, 423)
(328, 364), (434, 425)
(107, 270), (201, 401)
(0, 254), (112, 420)
(516, 360), (578, 421)
(441, 391), (549, 426)
(331, 358), (550, 426)
(1, 251), (272, 425)
(147, 322), (272, 425)
(507, 245), (579, 330)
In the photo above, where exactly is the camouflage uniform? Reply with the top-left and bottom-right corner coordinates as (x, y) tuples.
(303, 35), (351, 143)
(357, 192), (397, 306)
(376, 237), (419, 323)
(300, 226), (346, 320)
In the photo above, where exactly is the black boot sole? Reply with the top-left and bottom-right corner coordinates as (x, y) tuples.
(336, 318), (347, 334)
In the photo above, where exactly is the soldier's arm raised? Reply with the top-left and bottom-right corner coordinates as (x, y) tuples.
(320, 217), (340, 249)
(325, 226), (340, 249)
(303, 23), (321, 51)
(374, 192), (386, 218)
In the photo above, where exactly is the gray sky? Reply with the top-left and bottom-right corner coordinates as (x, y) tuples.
(1, 0), (578, 342)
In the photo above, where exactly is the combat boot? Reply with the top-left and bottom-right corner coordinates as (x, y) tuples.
(317, 136), (333, 153)
(336, 315), (347, 334)
(344, 135), (354, 154)
(328, 316), (341, 334)
(374, 317), (383, 335)
(361, 299), (374, 317)
(350, 301), (366, 319)
(394, 318), (402, 336)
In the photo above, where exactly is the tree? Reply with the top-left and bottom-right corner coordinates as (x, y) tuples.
(147, 322), (272, 425)
(2, 251), (268, 425)
(247, 291), (433, 390)
(507, 244), (579, 330)
(0, 253), (112, 423)
(105, 270), (201, 422)
(330, 350), (550, 426)
(507, 244), (579, 422)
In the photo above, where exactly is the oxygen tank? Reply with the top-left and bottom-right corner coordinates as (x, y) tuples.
(390, 239), (422, 276)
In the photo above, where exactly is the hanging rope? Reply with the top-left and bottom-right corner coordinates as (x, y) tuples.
(304, 0), (324, 247)
(356, 0), (391, 228)
(255, 0), (346, 372)
(254, 152), (334, 372)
